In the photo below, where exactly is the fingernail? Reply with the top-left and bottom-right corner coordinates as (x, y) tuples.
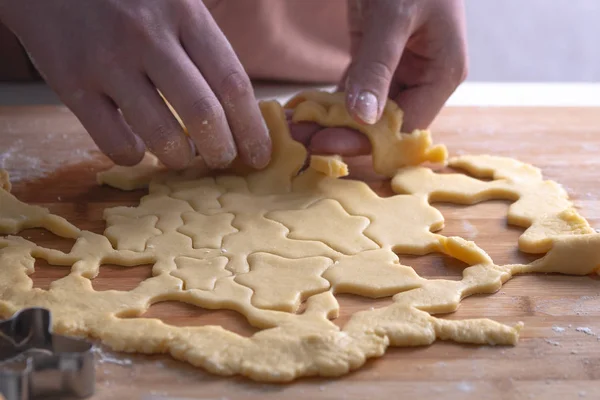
(354, 90), (379, 125)
(246, 138), (272, 169)
(251, 118), (272, 169)
(219, 147), (238, 167)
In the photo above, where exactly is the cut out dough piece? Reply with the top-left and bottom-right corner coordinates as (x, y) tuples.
(323, 249), (423, 297)
(236, 253), (332, 312)
(97, 153), (165, 191)
(310, 155), (349, 178)
(172, 256), (231, 290)
(168, 177), (222, 213)
(267, 199), (378, 255)
(285, 90), (448, 176)
(294, 173), (444, 254)
(221, 215), (338, 274)
(105, 215), (161, 252)
(178, 212), (237, 249)
(106, 193), (194, 233)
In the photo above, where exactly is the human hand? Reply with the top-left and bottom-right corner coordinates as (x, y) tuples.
(291, 0), (467, 157)
(0, 0), (271, 170)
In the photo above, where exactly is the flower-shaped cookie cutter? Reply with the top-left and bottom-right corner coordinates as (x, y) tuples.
(0, 308), (94, 400)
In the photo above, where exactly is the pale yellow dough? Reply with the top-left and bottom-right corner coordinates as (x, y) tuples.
(309, 155), (349, 178)
(1, 90), (599, 382)
(0, 169), (10, 193)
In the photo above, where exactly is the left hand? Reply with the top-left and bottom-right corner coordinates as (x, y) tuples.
(290, 0), (468, 156)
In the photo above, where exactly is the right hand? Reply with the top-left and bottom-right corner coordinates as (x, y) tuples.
(0, 0), (272, 170)
(290, 0), (467, 158)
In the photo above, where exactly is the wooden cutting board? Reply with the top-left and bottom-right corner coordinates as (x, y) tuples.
(1, 105), (600, 400)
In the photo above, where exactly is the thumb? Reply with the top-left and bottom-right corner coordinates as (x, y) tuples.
(345, 0), (417, 125)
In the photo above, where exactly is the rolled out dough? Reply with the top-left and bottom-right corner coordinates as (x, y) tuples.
(1, 91), (599, 382)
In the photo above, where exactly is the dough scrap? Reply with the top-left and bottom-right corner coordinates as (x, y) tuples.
(285, 90), (448, 176)
(309, 155), (349, 178)
(1, 91), (599, 382)
(0, 169), (10, 193)
(97, 152), (165, 191)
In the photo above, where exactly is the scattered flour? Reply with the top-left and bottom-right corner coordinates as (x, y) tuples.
(93, 345), (133, 366)
(0, 140), (42, 181)
(460, 220), (479, 240)
(544, 339), (560, 346)
(575, 327), (594, 336)
(580, 143), (599, 152)
(0, 135), (94, 183)
(574, 296), (595, 316)
(456, 381), (474, 393)
(552, 326), (566, 334)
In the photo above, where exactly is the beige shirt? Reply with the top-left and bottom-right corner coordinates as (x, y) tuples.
(205, 0), (350, 83)
(0, 1), (350, 83)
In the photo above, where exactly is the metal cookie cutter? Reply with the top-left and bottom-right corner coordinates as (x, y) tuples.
(0, 308), (95, 400)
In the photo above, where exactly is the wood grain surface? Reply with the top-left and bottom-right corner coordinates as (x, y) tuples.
(1, 105), (600, 400)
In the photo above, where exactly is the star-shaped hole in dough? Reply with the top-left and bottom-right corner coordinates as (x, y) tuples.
(267, 199), (379, 255)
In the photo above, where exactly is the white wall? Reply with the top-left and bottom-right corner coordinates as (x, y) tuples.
(465, 0), (600, 82)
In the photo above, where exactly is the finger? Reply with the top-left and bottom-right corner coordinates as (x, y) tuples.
(285, 109), (294, 121)
(289, 122), (321, 147)
(179, 155), (210, 180)
(61, 89), (145, 166)
(308, 127), (372, 157)
(393, 78), (456, 133)
(340, 0), (363, 92)
(103, 72), (193, 170)
(145, 40), (237, 170)
(393, 2), (468, 132)
(336, 63), (351, 92)
(345, 1), (417, 125)
(180, 5), (271, 169)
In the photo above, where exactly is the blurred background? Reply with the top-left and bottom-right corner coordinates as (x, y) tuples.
(465, 0), (600, 82)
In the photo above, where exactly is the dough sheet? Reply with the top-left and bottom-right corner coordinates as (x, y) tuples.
(1, 91), (598, 381)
